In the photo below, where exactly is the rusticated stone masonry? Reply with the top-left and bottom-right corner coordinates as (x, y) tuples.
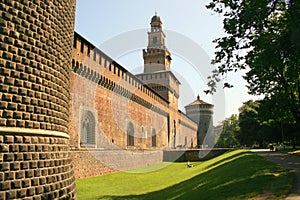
(1, 0), (77, 199)
(0, 134), (75, 199)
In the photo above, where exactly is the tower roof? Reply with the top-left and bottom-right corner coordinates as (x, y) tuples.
(150, 12), (162, 27)
(185, 95), (213, 107)
(151, 14), (162, 23)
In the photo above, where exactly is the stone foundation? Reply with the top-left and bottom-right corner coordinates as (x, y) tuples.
(71, 149), (163, 178)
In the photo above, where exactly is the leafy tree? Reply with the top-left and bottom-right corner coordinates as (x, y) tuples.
(206, 0), (300, 135)
(258, 95), (299, 147)
(238, 100), (262, 146)
(216, 114), (240, 147)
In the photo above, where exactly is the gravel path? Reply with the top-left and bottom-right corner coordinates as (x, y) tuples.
(252, 149), (300, 200)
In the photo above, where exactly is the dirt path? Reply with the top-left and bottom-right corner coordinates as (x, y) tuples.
(251, 149), (300, 200)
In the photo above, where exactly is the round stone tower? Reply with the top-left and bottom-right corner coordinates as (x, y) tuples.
(185, 95), (214, 148)
(0, 0), (77, 199)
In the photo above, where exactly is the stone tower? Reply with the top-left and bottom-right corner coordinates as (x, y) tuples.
(0, 0), (77, 199)
(185, 95), (214, 148)
(136, 14), (180, 148)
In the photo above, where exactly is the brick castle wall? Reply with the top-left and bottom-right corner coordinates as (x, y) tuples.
(69, 32), (198, 178)
(0, 0), (77, 199)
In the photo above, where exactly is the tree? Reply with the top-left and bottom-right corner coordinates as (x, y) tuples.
(238, 100), (262, 146)
(216, 114), (240, 147)
(206, 0), (300, 136)
(258, 95), (299, 147)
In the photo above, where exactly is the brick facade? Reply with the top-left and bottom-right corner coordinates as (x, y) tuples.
(1, 0), (77, 199)
(70, 30), (199, 178)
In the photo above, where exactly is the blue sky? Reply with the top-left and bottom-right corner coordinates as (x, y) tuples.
(75, 0), (259, 124)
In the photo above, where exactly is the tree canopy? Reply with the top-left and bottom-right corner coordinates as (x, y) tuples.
(206, 0), (300, 132)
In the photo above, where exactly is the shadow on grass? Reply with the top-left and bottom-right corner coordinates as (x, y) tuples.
(95, 151), (290, 200)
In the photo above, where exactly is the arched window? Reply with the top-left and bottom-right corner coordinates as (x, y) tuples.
(81, 111), (95, 146)
(127, 121), (134, 146)
(152, 129), (156, 147)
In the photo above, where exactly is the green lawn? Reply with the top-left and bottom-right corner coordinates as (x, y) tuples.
(75, 150), (291, 200)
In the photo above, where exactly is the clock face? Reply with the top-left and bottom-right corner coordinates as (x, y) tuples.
(153, 37), (157, 44)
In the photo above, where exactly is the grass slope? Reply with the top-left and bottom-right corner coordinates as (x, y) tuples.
(76, 150), (291, 200)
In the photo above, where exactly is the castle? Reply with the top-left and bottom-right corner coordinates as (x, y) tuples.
(0, 1), (213, 199)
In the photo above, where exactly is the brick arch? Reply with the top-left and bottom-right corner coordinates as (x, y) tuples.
(80, 110), (96, 146)
(152, 128), (157, 147)
(127, 121), (134, 146)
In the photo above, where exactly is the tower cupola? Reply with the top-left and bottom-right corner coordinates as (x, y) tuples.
(150, 12), (162, 31)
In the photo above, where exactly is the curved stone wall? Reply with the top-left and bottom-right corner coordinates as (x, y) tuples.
(0, 0), (77, 199)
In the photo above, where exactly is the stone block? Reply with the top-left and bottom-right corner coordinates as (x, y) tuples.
(10, 87), (19, 94)
(27, 145), (35, 152)
(3, 154), (13, 163)
(0, 102), (8, 109)
(0, 181), (10, 190)
(25, 170), (33, 178)
(16, 119), (25, 127)
(3, 110), (13, 118)
(25, 121), (33, 128)
(9, 144), (18, 152)
(23, 136), (31, 143)
(14, 153), (23, 161)
(36, 186), (43, 194)
(0, 119), (6, 126)
(10, 162), (20, 170)
(0, 163), (9, 171)
(19, 144), (28, 152)
(4, 171), (14, 180)
(34, 169), (41, 177)
(21, 161), (29, 169)
(7, 102), (17, 110)
(2, 93), (13, 101)
(0, 144), (9, 152)
(22, 96), (31, 104)
(6, 190), (17, 199)
(11, 180), (21, 189)
(31, 178), (39, 186)
(15, 170), (25, 179)
(17, 189), (27, 198)
(6, 119), (17, 126)
(26, 187), (35, 196)
(17, 104), (26, 111)
(30, 161), (37, 168)
(22, 179), (30, 188)
(39, 177), (46, 185)
(13, 111), (23, 119)
(4, 135), (13, 143)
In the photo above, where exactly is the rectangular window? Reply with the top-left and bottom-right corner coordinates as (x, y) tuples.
(80, 42), (84, 53)
(73, 37), (77, 48)
(93, 51), (97, 61)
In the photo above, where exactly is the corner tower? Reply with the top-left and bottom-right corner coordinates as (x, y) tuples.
(185, 95), (214, 148)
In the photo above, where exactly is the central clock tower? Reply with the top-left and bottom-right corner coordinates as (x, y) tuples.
(143, 13), (172, 73)
(136, 14), (181, 148)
